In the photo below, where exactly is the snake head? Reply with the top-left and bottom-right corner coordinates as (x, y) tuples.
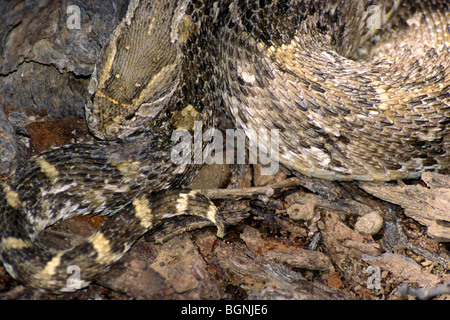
(85, 0), (182, 140)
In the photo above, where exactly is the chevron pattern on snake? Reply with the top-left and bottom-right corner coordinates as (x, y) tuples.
(1, 0), (450, 292)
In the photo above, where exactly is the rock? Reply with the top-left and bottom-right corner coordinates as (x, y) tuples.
(354, 211), (384, 235)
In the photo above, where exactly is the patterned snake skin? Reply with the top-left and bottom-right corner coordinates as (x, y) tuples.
(1, 0), (450, 292)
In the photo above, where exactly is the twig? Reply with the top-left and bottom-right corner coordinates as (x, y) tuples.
(194, 177), (303, 200)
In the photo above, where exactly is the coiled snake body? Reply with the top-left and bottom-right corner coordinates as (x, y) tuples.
(1, 0), (450, 292)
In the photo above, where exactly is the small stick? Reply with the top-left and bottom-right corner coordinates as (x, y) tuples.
(194, 177), (303, 200)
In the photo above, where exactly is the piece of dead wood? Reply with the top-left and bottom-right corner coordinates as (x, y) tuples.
(362, 253), (449, 287)
(214, 241), (353, 299)
(239, 225), (334, 272)
(320, 211), (382, 260)
(195, 177), (303, 200)
(284, 190), (375, 219)
(264, 249), (334, 272)
(359, 172), (450, 241)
